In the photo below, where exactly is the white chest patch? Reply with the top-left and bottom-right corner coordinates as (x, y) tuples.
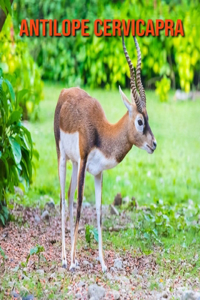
(60, 130), (118, 176)
(87, 148), (118, 176)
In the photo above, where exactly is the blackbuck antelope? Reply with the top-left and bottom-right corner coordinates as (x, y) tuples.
(54, 34), (157, 272)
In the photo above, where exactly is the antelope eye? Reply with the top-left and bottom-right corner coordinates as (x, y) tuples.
(138, 119), (143, 126)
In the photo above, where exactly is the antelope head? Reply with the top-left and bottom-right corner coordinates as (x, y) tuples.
(119, 33), (157, 154)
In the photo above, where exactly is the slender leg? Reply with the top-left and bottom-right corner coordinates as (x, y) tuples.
(68, 161), (78, 246)
(70, 158), (87, 271)
(95, 172), (107, 272)
(59, 146), (67, 268)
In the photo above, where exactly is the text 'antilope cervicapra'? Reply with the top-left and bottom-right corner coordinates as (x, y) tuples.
(54, 33), (157, 272)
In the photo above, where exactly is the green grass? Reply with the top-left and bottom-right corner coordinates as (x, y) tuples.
(2, 85), (200, 297)
(27, 82), (200, 207)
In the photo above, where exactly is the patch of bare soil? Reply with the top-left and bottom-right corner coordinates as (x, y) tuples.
(0, 204), (199, 299)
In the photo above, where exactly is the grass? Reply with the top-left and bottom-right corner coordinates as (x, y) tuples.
(27, 82), (200, 208)
(24, 82), (200, 277)
(2, 83), (198, 298)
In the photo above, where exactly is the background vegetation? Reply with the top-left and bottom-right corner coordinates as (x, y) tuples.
(12, 0), (200, 92)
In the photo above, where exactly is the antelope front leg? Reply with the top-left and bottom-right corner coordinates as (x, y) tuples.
(59, 152), (67, 268)
(95, 172), (107, 272)
(70, 158), (87, 271)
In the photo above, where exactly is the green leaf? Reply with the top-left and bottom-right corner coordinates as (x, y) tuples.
(21, 125), (33, 152)
(0, 246), (7, 259)
(90, 227), (98, 242)
(4, 79), (15, 102)
(7, 111), (21, 126)
(9, 137), (22, 164)
(30, 246), (38, 255)
(0, 155), (9, 179)
(0, 214), (5, 226)
(85, 224), (91, 244)
(0, 0), (7, 15)
(16, 89), (28, 107)
(4, 0), (12, 14)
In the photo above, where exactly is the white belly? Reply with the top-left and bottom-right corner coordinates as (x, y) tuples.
(60, 130), (118, 176)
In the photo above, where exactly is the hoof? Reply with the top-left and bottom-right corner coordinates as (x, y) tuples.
(69, 263), (76, 272)
(62, 259), (67, 269)
(102, 264), (107, 273)
(75, 259), (79, 266)
(70, 267), (76, 273)
(69, 260), (79, 272)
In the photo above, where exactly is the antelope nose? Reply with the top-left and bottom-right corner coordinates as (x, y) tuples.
(153, 141), (157, 149)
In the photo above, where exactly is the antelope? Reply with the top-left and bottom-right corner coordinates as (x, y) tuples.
(54, 34), (157, 272)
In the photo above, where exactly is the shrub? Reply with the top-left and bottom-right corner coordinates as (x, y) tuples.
(0, 16), (43, 120)
(155, 76), (171, 102)
(0, 70), (38, 225)
(13, 0), (200, 91)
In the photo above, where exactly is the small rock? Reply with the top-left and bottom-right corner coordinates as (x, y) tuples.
(82, 201), (91, 208)
(11, 291), (20, 298)
(112, 290), (120, 300)
(78, 281), (85, 287)
(102, 205), (109, 215)
(21, 274), (30, 281)
(22, 295), (34, 300)
(34, 214), (40, 223)
(123, 260), (128, 266)
(110, 205), (119, 216)
(14, 186), (24, 197)
(75, 293), (82, 299)
(113, 193), (122, 206)
(83, 260), (90, 266)
(114, 258), (123, 270)
(120, 276), (129, 283)
(181, 290), (200, 300)
(57, 267), (66, 274)
(110, 267), (116, 272)
(161, 291), (168, 298)
(45, 199), (55, 210)
(49, 272), (56, 279)
(106, 272), (113, 280)
(88, 284), (105, 299)
(123, 196), (130, 204)
(132, 267), (138, 275)
(36, 269), (44, 276)
(41, 210), (50, 220)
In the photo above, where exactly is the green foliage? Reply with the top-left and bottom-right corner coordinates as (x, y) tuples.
(0, 246), (7, 260)
(130, 199), (200, 245)
(0, 70), (37, 225)
(22, 244), (45, 267)
(85, 224), (98, 245)
(0, 0), (12, 15)
(13, 0), (200, 92)
(0, 16), (43, 120)
(155, 76), (171, 102)
(30, 244), (45, 256)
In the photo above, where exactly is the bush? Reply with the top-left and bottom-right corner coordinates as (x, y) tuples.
(0, 70), (38, 225)
(0, 16), (43, 120)
(155, 76), (171, 102)
(13, 0), (200, 91)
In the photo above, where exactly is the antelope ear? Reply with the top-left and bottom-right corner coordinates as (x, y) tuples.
(119, 86), (133, 115)
(130, 91), (137, 110)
